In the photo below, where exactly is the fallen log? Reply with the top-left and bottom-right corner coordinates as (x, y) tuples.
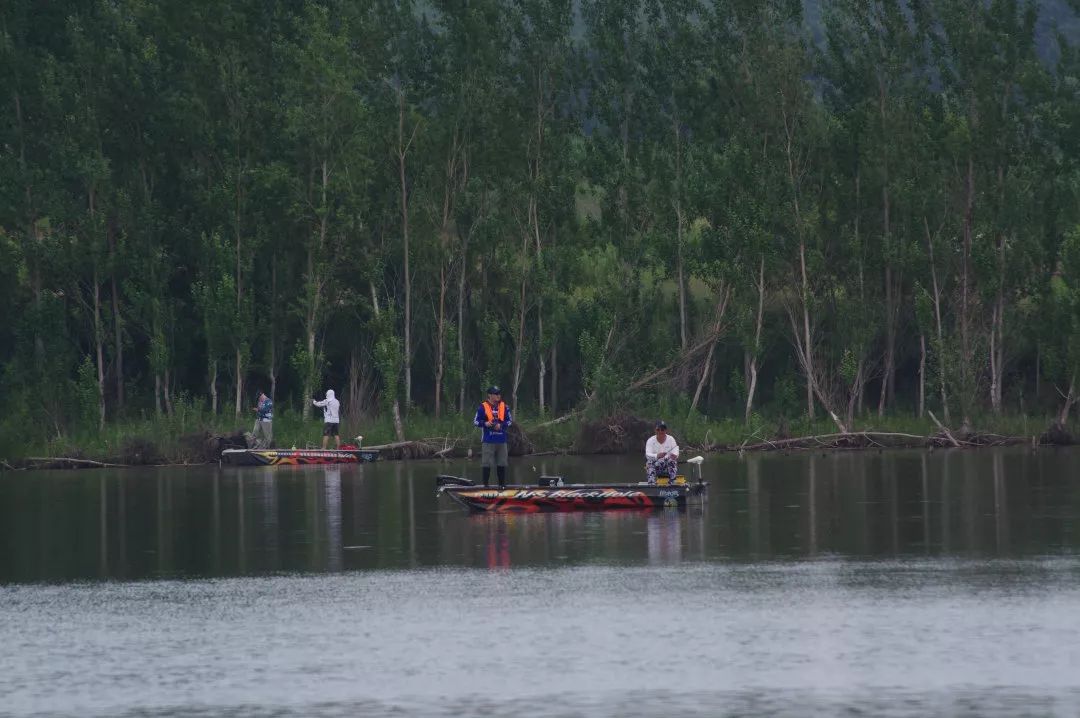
(733, 431), (950, 452)
(532, 411), (580, 429)
(25, 456), (127, 468)
(927, 411), (962, 448)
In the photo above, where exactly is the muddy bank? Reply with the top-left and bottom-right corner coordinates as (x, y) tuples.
(6, 417), (1076, 470)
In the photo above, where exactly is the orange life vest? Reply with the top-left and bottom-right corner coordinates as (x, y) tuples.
(482, 401), (506, 423)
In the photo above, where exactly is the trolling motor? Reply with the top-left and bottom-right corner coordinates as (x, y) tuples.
(436, 475), (474, 491)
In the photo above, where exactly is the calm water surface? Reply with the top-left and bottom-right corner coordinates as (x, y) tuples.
(2, 448), (1079, 716)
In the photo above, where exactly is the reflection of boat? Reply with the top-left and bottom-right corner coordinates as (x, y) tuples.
(437, 457), (707, 513)
(221, 448), (380, 466)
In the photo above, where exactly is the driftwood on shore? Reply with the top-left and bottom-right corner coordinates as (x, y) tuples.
(711, 430), (1033, 453)
(25, 456), (128, 468)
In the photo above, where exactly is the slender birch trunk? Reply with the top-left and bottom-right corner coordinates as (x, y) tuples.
(209, 359), (218, 415)
(457, 237), (468, 415)
(93, 268), (106, 430)
(918, 334), (926, 418)
(690, 289), (730, 414)
(744, 255), (766, 424)
(673, 112), (687, 352)
(924, 216), (950, 423)
(960, 155), (975, 427)
(990, 231), (1006, 414)
(396, 90), (414, 410)
(877, 76), (896, 416)
(511, 232), (528, 416)
(1059, 376), (1077, 426)
(108, 225), (123, 412)
(370, 281), (405, 442)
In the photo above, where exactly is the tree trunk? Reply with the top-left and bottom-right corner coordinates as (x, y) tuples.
(1035, 347), (1041, 403)
(457, 237), (468, 414)
(959, 155), (975, 426)
(370, 281), (405, 442)
(846, 358), (866, 430)
(550, 343), (557, 414)
(234, 348), (243, 419)
(877, 77), (895, 417)
(989, 232), (1006, 414)
(270, 255), (278, 402)
(745, 255), (766, 424)
(691, 290), (730, 414)
(397, 89), (413, 410)
(302, 159), (329, 422)
(209, 359), (218, 415)
(674, 112), (687, 352)
(877, 265), (896, 417)
(799, 238), (815, 420)
(511, 233), (528, 416)
(108, 226), (123, 412)
(918, 334), (926, 418)
(435, 264), (446, 418)
(1058, 376), (1076, 426)
(233, 141), (246, 418)
(538, 309), (546, 417)
(93, 269), (106, 431)
(924, 216), (950, 424)
(164, 366), (173, 416)
(155, 373), (163, 417)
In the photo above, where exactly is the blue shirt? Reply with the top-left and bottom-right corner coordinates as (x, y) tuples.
(474, 402), (512, 444)
(257, 397), (273, 421)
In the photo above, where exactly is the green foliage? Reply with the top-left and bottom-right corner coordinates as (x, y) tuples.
(2, 0), (1079, 457)
(74, 356), (99, 426)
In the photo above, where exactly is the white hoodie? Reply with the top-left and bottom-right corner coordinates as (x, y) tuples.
(313, 389), (340, 423)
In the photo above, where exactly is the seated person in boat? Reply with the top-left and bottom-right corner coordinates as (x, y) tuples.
(644, 420), (679, 484)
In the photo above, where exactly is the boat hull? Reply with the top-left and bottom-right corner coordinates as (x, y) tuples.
(440, 482), (705, 513)
(221, 448), (380, 466)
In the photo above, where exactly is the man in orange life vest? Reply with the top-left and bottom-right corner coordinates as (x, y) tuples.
(473, 386), (512, 488)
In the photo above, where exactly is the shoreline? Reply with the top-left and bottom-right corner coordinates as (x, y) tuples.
(6, 420), (1076, 471)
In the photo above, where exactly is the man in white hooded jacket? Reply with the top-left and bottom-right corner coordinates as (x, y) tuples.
(313, 389), (341, 449)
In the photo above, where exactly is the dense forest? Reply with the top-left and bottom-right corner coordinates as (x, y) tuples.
(3, 0), (1080, 450)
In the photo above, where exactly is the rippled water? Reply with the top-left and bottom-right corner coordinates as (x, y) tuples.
(2, 448), (1079, 716)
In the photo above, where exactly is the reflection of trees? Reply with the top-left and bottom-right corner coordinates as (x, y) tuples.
(9, 449), (1080, 583)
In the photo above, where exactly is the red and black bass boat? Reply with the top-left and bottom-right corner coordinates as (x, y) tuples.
(436, 456), (706, 513)
(221, 447), (380, 466)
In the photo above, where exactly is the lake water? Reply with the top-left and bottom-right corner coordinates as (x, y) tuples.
(2, 448), (1079, 716)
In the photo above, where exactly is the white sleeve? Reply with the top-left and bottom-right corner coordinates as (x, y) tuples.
(645, 437), (658, 459)
(669, 437), (680, 458)
(313, 399), (327, 407)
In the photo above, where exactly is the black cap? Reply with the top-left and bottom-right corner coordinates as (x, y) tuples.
(655, 420), (667, 429)
(487, 385), (501, 395)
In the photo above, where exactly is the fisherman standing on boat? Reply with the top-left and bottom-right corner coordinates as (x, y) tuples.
(645, 420), (679, 484)
(313, 389), (341, 449)
(474, 386), (512, 488)
(252, 392), (273, 449)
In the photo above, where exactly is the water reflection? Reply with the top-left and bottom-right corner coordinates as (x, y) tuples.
(1, 448), (1079, 582)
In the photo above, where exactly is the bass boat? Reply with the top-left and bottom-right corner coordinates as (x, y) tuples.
(221, 447), (380, 466)
(437, 456), (706, 513)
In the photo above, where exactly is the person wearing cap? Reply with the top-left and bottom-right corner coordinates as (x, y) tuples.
(473, 386), (513, 488)
(644, 420), (679, 484)
(252, 392), (274, 448)
(312, 389), (341, 449)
